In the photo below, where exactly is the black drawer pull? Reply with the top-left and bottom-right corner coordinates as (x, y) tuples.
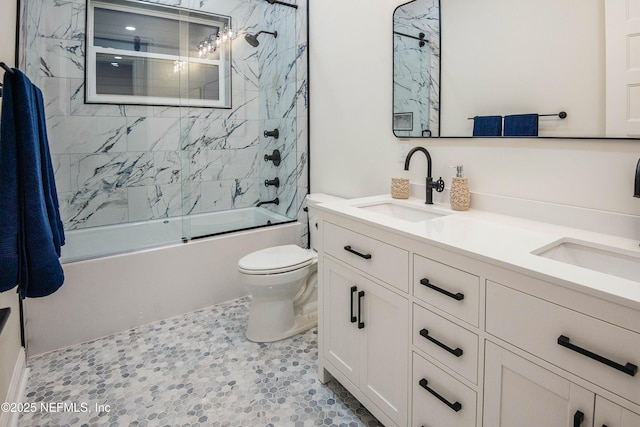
(557, 335), (637, 377)
(419, 328), (463, 357)
(420, 278), (464, 301)
(573, 410), (584, 427)
(344, 245), (372, 260)
(418, 378), (462, 412)
(350, 286), (357, 323)
(357, 290), (365, 329)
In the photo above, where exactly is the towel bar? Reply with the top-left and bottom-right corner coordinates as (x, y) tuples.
(0, 62), (15, 75)
(467, 111), (567, 120)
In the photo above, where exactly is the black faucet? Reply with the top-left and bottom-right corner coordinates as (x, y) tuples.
(634, 158), (640, 198)
(257, 197), (279, 207)
(404, 146), (445, 204)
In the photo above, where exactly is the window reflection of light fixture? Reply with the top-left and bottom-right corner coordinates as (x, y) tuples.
(173, 60), (187, 73)
(197, 26), (233, 57)
(125, 26), (136, 31)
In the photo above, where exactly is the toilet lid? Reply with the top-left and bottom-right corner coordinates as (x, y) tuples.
(238, 245), (317, 274)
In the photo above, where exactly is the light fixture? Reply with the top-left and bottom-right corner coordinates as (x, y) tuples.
(111, 62), (119, 67)
(125, 26), (136, 31)
(197, 26), (233, 57)
(114, 56), (122, 60)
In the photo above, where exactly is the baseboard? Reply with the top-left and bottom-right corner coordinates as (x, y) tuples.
(0, 348), (27, 427)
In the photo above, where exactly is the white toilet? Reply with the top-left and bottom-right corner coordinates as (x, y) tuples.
(238, 193), (341, 342)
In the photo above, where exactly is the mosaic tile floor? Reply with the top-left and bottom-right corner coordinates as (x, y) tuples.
(19, 297), (384, 427)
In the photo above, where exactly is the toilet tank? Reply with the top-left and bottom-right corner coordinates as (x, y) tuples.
(306, 193), (344, 251)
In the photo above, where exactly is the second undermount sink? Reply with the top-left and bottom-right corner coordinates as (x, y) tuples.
(533, 238), (640, 282)
(357, 201), (450, 222)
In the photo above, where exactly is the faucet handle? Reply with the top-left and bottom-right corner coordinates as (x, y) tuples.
(435, 177), (445, 192)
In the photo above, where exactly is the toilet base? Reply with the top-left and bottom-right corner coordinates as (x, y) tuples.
(245, 299), (317, 343)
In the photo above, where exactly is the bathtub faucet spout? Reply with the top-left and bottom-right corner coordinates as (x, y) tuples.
(257, 197), (280, 207)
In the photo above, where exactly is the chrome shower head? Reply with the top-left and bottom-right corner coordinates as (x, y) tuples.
(244, 30), (277, 47)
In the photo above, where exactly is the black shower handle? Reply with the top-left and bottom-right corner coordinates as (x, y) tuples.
(264, 129), (279, 139)
(264, 149), (281, 166)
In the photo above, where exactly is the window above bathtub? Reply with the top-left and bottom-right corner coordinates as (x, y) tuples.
(86, 0), (232, 108)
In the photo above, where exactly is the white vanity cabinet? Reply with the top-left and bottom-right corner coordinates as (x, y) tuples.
(484, 279), (640, 427)
(484, 341), (595, 427)
(595, 396), (640, 427)
(320, 221), (409, 427)
(316, 200), (640, 427)
(485, 342), (640, 427)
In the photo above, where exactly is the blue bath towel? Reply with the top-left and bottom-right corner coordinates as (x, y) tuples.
(0, 68), (65, 297)
(503, 113), (539, 137)
(472, 115), (503, 137)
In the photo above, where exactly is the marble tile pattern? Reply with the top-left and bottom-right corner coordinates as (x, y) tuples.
(20, 0), (308, 238)
(20, 297), (383, 427)
(393, 0), (440, 137)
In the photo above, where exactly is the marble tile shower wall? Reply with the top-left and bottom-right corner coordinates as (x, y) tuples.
(20, 0), (308, 233)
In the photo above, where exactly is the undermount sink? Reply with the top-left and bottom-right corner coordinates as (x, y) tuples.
(357, 201), (450, 222)
(533, 238), (640, 282)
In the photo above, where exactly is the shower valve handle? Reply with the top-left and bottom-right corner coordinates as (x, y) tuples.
(264, 177), (280, 187)
(264, 149), (281, 166)
(264, 129), (279, 139)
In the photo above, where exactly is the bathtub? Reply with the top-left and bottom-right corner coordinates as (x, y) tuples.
(61, 207), (293, 263)
(26, 217), (302, 356)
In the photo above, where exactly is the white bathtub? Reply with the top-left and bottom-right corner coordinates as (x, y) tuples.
(26, 219), (302, 356)
(61, 207), (293, 263)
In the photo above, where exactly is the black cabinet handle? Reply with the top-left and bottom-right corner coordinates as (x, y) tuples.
(418, 378), (462, 412)
(419, 328), (463, 357)
(357, 291), (365, 329)
(557, 335), (637, 377)
(350, 286), (357, 323)
(344, 245), (372, 260)
(573, 410), (584, 427)
(419, 278), (464, 301)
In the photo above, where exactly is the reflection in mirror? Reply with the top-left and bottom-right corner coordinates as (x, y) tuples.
(393, 0), (440, 137)
(393, 0), (640, 139)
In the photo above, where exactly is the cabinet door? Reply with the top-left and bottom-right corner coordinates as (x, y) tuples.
(360, 278), (409, 426)
(594, 396), (640, 427)
(484, 342), (594, 427)
(323, 259), (364, 386)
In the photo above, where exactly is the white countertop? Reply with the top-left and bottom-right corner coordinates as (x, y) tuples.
(315, 195), (640, 310)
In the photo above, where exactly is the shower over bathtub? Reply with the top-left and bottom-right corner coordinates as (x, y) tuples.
(61, 207), (294, 263)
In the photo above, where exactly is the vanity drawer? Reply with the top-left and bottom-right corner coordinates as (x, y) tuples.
(412, 352), (477, 427)
(413, 304), (478, 384)
(324, 222), (409, 292)
(413, 254), (480, 327)
(486, 281), (640, 404)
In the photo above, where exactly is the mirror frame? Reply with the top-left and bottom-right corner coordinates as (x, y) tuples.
(392, 0), (640, 140)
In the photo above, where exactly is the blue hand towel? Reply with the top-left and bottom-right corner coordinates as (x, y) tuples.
(472, 115), (503, 137)
(0, 69), (65, 297)
(0, 73), (19, 292)
(503, 113), (539, 137)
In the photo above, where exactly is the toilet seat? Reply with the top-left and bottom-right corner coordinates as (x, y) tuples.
(238, 244), (317, 275)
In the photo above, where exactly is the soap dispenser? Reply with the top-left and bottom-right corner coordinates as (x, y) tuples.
(450, 165), (470, 211)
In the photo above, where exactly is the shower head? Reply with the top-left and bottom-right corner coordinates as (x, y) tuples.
(244, 30), (278, 47)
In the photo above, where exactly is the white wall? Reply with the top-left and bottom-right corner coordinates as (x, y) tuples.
(440, 0), (604, 137)
(0, 0), (26, 414)
(309, 1), (640, 222)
